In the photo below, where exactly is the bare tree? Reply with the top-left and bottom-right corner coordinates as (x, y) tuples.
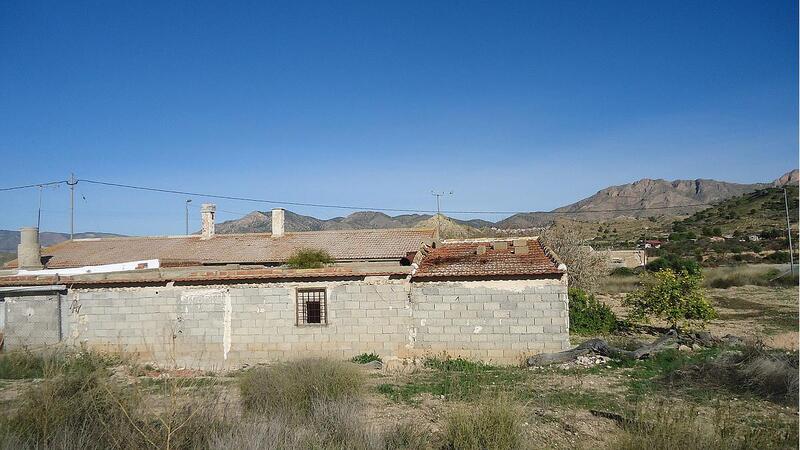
(541, 225), (608, 292)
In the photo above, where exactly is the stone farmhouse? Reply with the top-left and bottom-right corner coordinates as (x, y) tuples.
(0, 206), (569, 368)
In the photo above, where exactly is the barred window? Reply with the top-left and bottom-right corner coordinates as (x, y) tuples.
(296, 289), (327, 325)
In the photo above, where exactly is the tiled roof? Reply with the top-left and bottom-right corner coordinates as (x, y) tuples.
(0, 265), (411, 287)
(5, 229), (435, 269)
(412, 239), (564, 279)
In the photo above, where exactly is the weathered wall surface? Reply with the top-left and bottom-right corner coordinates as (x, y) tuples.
(2, 277), (568, 367)
(408, 279), (569, 363)
(3, 294), (62, 349)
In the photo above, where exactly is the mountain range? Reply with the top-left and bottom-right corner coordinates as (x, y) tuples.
(1, 170), (796, 251)
(214, 170), (797, 234)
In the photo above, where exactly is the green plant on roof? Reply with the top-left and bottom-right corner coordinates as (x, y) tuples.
(286, 248), (333, 269)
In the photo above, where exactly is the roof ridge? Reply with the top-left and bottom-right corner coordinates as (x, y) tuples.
(68, 227), (437, 241)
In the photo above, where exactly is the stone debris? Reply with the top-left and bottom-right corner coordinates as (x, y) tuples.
(557, 355), (611, 369)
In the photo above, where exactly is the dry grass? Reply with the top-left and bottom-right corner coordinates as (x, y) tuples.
(672, 341), (799, 405)
(239, 358), (363, 418)
(442, 396), (524, 450)
(611, 401), (798, 450)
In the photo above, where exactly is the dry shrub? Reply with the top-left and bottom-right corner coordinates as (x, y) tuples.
(676, 342), (798, 404)
(0, 349), (229, 450)
(239, 358), (363, 418)
(442, 396), (523, 450)
(613, 401), (798, 450)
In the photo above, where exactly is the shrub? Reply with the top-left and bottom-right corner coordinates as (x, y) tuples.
(351, 352), (382, 364)
(286, 248), (333, 269)
(442, 397), (523, 450)
(239, 358), (363, 418)
(569, 288), (618, 335)
(0, 350), (49, 379)
(610, 266), (636, 276)
(763, 251), (791, 263)
(623, 269), (716, 329)
(1, 360), (141, 449)
(646, 254), (700, 275)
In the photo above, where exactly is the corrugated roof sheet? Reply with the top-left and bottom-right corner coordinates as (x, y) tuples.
(5, 229), (436, 269)
(412, 239), (563, 279)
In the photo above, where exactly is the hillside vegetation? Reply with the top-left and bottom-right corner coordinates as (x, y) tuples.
(660, 186), (799, 265)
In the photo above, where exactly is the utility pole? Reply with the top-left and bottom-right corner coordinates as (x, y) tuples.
(431, 190), (452, 238)
(36, 185), (43, 230)
(68, 173), (76, 240)
(783, 187), (794, 275)
(185, 199), (192, 235)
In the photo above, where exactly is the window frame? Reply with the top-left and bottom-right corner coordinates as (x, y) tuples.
(295, 288), (328, 326)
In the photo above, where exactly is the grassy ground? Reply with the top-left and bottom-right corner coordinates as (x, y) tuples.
(598, 265), (799, 350)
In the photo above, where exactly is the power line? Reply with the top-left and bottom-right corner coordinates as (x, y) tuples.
(1, 177), (718, 217)
(0, 180), (67, 192)
(76, 178), (716, 215)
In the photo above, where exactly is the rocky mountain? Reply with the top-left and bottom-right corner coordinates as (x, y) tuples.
(773, 169), (799, 187)
(0, 230), (124, 253)
(496, 178), (772, 229)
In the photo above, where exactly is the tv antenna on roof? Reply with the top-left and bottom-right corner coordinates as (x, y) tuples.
(431, 190), (453, 238)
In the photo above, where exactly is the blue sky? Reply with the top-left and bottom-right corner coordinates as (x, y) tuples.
(0, 0), (797, 235)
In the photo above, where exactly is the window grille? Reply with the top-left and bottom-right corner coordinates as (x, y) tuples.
(296, 289), (327, 325)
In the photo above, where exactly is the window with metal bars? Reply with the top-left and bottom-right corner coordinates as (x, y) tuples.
(296, 288), (327, 325)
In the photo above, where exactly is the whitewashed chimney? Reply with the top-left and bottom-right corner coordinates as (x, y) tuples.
(200, 203), (216, 239)
(17, 227), (43, 270)
(272, 208), (285, 237)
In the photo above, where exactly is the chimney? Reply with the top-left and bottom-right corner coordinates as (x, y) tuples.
(18, 227), (43, 270)
(272, 208), (285, 237)
(200, 203), (216, 239)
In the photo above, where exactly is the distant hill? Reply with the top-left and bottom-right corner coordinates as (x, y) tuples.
(673, 185), (799, 237)
(215, 209), (490, 236)
(0, 230), (125, 253)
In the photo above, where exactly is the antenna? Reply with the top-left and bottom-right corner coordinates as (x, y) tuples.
(431, 190), (453, 237)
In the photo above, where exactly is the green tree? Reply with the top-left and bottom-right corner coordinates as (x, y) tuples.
(623, 269), (716, 329)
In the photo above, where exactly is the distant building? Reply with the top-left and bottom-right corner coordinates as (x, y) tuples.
(643, 240), (662, 249)
(608, 250), (647, 269)
(748, 235), (760, 242)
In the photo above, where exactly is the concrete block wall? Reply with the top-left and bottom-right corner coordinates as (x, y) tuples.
(3, 294), (62, 349)
(408, 279), (570, 364)
(55, 280), (411, 369)
(1, 277), (568, 367)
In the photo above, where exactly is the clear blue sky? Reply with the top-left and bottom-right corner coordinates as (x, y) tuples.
(0, 0), (797, 235)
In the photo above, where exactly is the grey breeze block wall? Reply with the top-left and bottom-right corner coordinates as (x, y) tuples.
(2, 277), (568, 367)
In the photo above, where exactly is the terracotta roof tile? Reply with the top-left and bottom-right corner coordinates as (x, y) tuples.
(5, 229), (435, 269)
(412, 239), (563, 279)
